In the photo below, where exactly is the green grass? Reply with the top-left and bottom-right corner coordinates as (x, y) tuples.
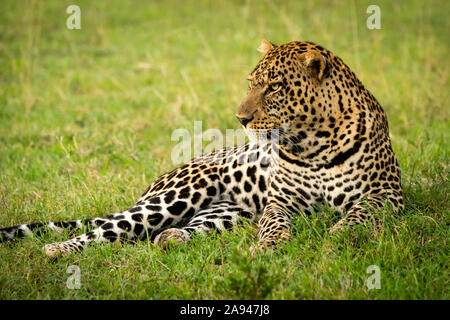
(0, 0), (448, 299)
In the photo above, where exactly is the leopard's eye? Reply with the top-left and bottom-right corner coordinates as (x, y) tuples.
(268, 82), (281, 92)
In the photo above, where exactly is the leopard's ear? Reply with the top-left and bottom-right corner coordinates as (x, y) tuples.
(301, 51), (327, 82)
(257, 40), (276, 54)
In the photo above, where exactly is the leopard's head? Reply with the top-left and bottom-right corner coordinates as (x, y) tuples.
(237, 40), (370, 162)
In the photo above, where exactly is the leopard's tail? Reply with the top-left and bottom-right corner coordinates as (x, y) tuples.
(0, 218), (106, 243)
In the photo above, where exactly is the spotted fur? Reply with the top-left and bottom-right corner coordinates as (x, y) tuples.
(0, 40), (403, 257)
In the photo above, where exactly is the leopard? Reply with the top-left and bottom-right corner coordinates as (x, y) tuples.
(0, 40), (403, 258)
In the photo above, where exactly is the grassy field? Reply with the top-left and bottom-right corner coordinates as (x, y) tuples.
(0, 0), (448, 299)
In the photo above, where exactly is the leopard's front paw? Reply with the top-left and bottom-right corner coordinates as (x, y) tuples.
(249, 244), (264, 257)
(329, 219), (346, 236)
(249, 239), (280, 257)
(43, 243), (70, 259)
(154, 228), (190, 249)
(258, 239), (277, 250)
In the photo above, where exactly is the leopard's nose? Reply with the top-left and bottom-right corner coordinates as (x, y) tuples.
(236, 114), (254, 127)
